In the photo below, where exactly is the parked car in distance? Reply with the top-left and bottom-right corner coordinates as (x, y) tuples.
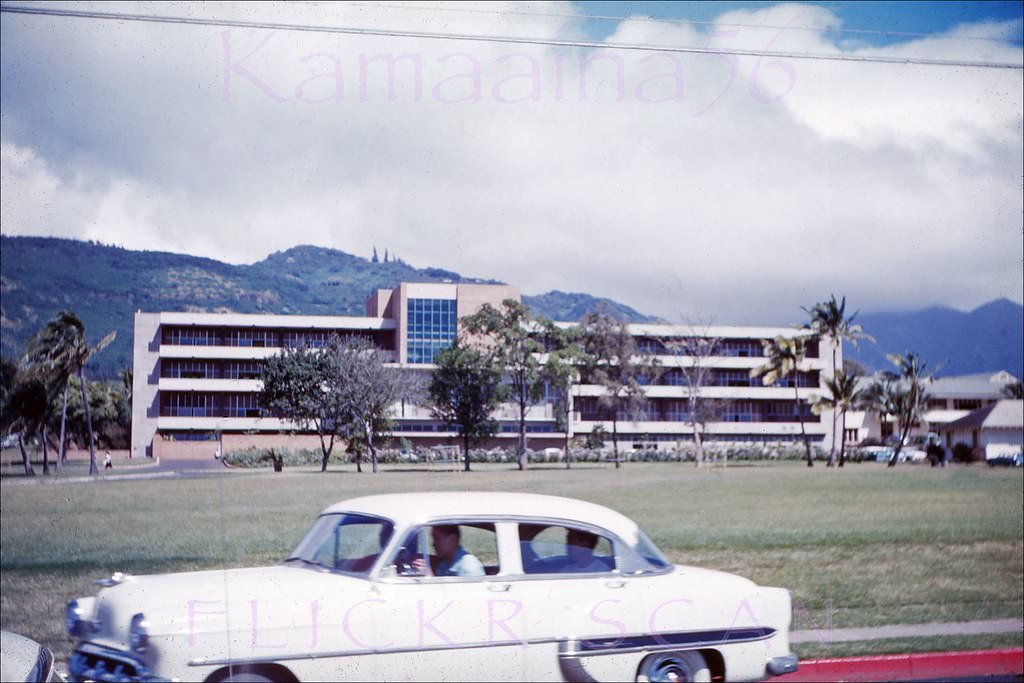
(858, 445), (893, 462)
(64, 492), (798, 682)
(987, 452), (1024, 467)
(0, 631), (63, 682)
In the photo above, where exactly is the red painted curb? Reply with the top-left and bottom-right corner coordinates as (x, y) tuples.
(774, 648), (1024, 682)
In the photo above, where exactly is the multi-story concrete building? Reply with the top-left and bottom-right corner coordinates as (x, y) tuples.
(131, 282), (836, 460)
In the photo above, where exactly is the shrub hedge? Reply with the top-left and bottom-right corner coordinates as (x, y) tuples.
(222, 443), (827, 467)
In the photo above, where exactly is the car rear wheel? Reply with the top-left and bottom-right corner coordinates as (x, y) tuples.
(636, 650), (711, 682)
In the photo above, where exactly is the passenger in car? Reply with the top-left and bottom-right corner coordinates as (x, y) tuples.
(564, 529), (610, 573)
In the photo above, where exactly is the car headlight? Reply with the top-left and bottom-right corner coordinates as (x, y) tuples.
(65, 599), (97, 639)
(129, 613), (150, 653)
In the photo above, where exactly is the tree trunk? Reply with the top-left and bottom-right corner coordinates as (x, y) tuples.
(838, 411), (847, 467)
(463, 433), (472, 472)
(690, 393), (704, 468)
(79, 367), (98, 476)
(318, 429), (334, 472)
(794, 384), (813, 467)
(563, 405), (572, 470)
(563, 389), (573, 470)
(41, 425), (50, 474)
(828, 343), (838, 465)
(367, 420), (379, 474)
(611, 408), (620, 470)
(59, 383), (69, 469)
(888, 420), (911, 468)
(17, 432), (35, 476)
(517, 398), (528, 471)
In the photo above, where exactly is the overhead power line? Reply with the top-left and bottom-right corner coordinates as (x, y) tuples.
(348, 0), (1021, 44)
(2, 4), (1021, 70)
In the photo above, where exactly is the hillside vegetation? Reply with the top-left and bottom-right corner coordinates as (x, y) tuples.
(2, 236), (1020, 378)
(0, 236), (657, 376)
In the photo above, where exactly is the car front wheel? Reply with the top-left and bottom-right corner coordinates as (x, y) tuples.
(636, 650), (711, 682)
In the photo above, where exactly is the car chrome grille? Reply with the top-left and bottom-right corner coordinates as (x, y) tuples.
(68, 643), (164, 682)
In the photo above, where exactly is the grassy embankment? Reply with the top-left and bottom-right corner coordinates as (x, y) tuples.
(1, 460), (1021, 664)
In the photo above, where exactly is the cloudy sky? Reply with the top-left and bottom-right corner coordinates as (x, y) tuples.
(2, 1), (1022, 324)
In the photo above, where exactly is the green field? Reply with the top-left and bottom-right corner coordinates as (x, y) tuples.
(1, 461), (1021, 665)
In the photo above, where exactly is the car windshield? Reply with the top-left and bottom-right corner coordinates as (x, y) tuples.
(634, 531), (671, 570)
(287, 513), (394, 575)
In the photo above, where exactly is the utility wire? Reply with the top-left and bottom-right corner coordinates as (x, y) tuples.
(2, 4), (1021, 70)
(347, 0), (1021, 44)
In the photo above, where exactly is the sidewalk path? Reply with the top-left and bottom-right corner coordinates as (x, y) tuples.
(792, 618), (1024, 644)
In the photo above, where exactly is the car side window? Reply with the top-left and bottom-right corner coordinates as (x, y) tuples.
(389, 523), (500, 578)
(519, 524), (615, 575)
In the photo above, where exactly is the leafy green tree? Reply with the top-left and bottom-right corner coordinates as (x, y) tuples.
(463, 300), (548, 471)
(428, 340), (507, 472)
(752, 334), (815, 467)
(811, 369), (863, 467)
(884, 351), (935, 467)
(5, 378), (49, 475)
(259, 344), (344, 472)
(63, 377), (129, 450)
(804, 295), (874, 466)
(579, 311), (659, 469)
(541, 322), (585, 469)
(329, 336), (419, 474)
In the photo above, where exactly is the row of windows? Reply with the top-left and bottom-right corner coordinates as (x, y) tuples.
(162, 327), (391, 350)
(160, 392), (261, 418)
(633, 337), (821, 359)
(161, 360), (262, 380)
(577, 398), (819, 423)
(656, 368), (819, 388)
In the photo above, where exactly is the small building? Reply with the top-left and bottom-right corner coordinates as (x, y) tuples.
(935, 400), (1024, 460)
(847, 370), (1018, 444)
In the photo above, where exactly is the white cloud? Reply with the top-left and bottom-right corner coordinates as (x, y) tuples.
(1, 1), (1021, 322)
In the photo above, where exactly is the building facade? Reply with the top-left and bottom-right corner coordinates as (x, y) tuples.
(844, 370), (1019, 446)
(131, 282), (837, 460)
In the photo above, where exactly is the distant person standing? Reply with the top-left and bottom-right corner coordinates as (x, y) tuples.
(103, 451), (113, 469)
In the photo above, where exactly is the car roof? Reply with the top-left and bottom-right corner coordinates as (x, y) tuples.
(321, 492), (642, 541)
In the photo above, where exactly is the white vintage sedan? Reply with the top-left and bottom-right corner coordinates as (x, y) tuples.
(65, 492), (798, 682)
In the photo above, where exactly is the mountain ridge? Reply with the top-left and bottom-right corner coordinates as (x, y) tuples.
(1, 235), (1020, 379)
(0, 236), (657, 375)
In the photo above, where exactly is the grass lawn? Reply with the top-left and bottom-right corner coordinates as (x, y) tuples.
(1, 461), (1021, 664)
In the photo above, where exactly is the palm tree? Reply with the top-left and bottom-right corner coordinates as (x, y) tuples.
(752, 334), (815, 467)
(884, 351), (934, 467)
(24, 312), (114, 475)
(811, 369), (863, 467)
(804, 295), (874, 466)
(861, 372), (899, 445)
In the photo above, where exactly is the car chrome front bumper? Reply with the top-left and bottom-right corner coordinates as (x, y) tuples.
(766, 653), (799, 676)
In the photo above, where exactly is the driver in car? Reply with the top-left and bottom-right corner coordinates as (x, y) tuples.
(412, 525), (485, 577)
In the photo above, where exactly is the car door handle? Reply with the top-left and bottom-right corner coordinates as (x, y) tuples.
(487, 583), (512, 592)
(605, 579), (626, 589)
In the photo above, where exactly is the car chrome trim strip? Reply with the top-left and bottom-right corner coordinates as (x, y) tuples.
(560, 626), (777, 657)
(188, 627), (775, 667)
(188, 637), (554, 666)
